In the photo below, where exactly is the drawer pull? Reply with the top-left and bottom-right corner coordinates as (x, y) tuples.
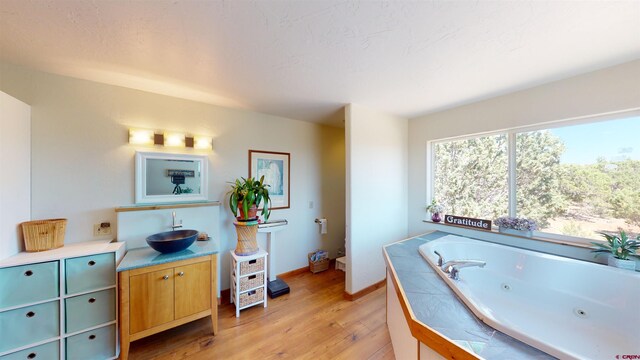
(26, 311), (35, 318)
(27, 353), (37, 359)
(88, 260), (96, 266)
(248, 259), (257, 264)
(24, 270), (34, 276)
(163, 275), (169, 280)
(178, 271), (185, 277)
(248, 274), (256, 280)
(88, 297), (96, 303)
(88, 334), (96, 340)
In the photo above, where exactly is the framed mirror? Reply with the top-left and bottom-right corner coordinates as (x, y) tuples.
(135, 151), (208, 204)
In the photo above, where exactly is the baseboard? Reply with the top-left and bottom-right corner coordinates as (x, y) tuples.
(218, 289), (230, 306)
(343, 279), (385, 301)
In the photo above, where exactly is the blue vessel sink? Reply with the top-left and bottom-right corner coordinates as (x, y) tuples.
(146, 230), (198, 254)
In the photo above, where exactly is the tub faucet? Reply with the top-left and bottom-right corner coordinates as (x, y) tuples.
(433, 251), (444, 267)
(441, 260), (486, 280)
(171, 211), (183, 230)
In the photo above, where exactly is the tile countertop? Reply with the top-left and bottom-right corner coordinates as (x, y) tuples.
(117, 239), (220, 272)
(384, 231), (555, 360)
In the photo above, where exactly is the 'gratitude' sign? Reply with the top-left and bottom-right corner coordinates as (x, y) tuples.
(444, 215), (492, 231)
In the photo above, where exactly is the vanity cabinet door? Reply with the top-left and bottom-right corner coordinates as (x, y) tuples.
(129, 269), (174, 334)
(174, 261), (210, 319)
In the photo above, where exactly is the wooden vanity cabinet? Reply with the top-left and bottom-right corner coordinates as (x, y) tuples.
(119, 254), (217, 360)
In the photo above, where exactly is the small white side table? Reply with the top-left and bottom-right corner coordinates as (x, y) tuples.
(230, 249), (268, 317)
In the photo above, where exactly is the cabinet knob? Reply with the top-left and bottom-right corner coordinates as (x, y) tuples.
(88, 298), (96, 304)
(24, 270), (33, 277)
(178, 272), (185, 277)
(88, 260), (96, 266)
(26, 311), (35, 318)
(27, 353), (37, 359)
(88, 334), (96, 340)
(163, 275), (169, 280)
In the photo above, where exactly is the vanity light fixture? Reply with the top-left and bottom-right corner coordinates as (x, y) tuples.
(128, 128), (213, 150)
(164, 132), (186, 147)
(193, 135), (213, 150)
(128, 128), (155, 145)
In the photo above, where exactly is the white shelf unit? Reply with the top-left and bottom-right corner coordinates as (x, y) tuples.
(0, 239), (125, 360)
(229, 249), (268, 317)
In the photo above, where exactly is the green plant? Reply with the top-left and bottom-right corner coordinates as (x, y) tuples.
(591, 230), (640, 260)
(227, 176), (271, 220)
(426, 199), (444, 214)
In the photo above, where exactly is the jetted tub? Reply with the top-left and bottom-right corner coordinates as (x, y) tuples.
(418, 235), (640, 360)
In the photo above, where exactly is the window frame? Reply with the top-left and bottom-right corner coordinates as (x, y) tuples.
(426, 108), (640, 245)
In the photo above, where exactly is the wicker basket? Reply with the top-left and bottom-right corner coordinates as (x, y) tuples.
(239, 287), (264, 308)
(239, 273), (264, 292)
(240, 257), (265, 275)
(21, 218), (67, 252)
(308, 252), (330, 274)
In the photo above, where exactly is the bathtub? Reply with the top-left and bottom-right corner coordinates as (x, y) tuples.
(418, 234), (640, 360)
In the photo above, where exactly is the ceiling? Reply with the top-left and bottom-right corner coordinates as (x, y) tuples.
(1, 1), (639, 126)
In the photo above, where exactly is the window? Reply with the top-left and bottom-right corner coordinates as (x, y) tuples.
(430, 113), (640, 241)
(433, 134), (508, 219)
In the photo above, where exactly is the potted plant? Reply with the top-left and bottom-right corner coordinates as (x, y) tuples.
(227, 176), (271, 255)
(228, 176), (271, 221)
(426, 199), (444, 223)
(591, 230), (640, 271)
(494, 217), (538, 237)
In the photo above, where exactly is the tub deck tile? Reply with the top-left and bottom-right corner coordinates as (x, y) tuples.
(385, 231), (558, 359)
(390, 255), (434, 273)
(427, 325), (495, 343)
(396, 271), (453, 295)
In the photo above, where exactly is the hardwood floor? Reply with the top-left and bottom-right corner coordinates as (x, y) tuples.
(128, 266), (395, 359)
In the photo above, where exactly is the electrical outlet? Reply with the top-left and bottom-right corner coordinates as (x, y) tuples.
(94, 222), (112, 237)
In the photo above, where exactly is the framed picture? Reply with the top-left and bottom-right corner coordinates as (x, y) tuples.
(249, 150), (290, 210)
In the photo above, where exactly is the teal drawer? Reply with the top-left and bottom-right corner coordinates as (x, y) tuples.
(65, 253), (115, 295)
(65, 289), (115, 334)
(65, 324), (115, 360)
(0, 262), (59, 309)
(0, 340), (59, 360)
(0, 301), (59, 353)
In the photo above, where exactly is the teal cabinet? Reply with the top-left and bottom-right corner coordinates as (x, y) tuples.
(0, 301), (59, 353)
(0, 261), (58, 309)
(65, 253), (115, 295)
(0, 240), (122, 359)
(0, 340), (59, 360)
(65, 324), (115, 360)
(65, 289), (115, 334)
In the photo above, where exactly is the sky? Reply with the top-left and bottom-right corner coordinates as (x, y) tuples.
(547, 116), (640, 165)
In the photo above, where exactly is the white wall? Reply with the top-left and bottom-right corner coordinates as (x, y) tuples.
(0, 91), (31, 260)
(345, 104), (408, 294)
(408, 60), (640, 241)
(0, 63), (346, 285)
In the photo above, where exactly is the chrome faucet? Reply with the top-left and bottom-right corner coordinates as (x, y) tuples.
(171, 211), (183, 230)
(441, 260), (486, 280)
(433, 250), (444, 267)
